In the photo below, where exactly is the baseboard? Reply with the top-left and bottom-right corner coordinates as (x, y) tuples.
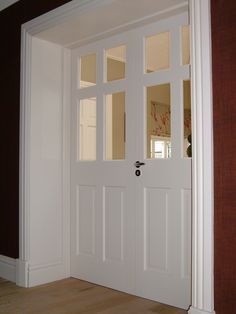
(0, 255), (16, 283)
(188, 306), (216, 314)
(28, 262), (69, 287)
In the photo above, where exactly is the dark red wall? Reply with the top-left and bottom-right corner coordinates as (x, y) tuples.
(0, 0), (72, 258)
(211, 0), (236, 313)
(0, 0), (235, 313)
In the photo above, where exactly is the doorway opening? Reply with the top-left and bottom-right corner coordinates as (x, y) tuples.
(19, 1), (214, 313)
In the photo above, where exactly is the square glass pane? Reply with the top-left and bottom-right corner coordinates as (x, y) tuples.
(182, 25), (190, 65)
(146, 83), (171, 159)
(79, 97), (96, 160)
(183, 80), (192, 157)
(80, 54), (96, 88)
(105, 92), (125, 160)
(145, 32), (170, 73)
(106, 45), (126, 82)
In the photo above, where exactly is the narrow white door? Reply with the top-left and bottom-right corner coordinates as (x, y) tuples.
(133, 18), (192, 309)
(70, 11), (191, 309)
(70, 40), (136, 294)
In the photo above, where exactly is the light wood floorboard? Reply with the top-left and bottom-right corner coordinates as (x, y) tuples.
(0, 278), (187, 314)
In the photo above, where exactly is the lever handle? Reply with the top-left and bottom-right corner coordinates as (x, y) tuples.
(134, 161), (146, 168)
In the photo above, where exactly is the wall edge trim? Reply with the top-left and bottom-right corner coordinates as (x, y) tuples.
(188, 0), (215, 312)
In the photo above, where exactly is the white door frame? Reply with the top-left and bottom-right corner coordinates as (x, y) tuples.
(18, 1), (215, 313)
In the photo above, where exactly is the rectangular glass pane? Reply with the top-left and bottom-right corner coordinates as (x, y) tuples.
(79, 97), (96, 160)
(146, 32), (170, 73)
(183, 80), (192, 157)
(80, 53), (96, 88)
(105, 92), (125, 160)
(106, 45), (126, 82)
(146, 84), (171, 159)
(182, 25), (190, 65)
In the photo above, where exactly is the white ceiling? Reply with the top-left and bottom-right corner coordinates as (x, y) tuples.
(36, 0), (187, 47)
(0, 0), (19, 11)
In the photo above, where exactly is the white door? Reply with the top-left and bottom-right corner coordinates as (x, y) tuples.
(70, 11), (191, 310)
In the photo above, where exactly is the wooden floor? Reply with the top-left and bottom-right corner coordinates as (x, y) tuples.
(0, 277), (187, 314)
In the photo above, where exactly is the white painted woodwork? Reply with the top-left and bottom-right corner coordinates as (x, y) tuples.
(20, 0), (214, 313)
(36, 0), (188, 47)
(132, 14), (191, 309)
(70, 12), (191, 309)
(188, 0), (215, 313)
(24, 37), (70, 286)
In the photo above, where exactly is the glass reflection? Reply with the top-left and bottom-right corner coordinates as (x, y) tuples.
(146, 32), (170, 73)
(146, 83), (171, 159)
(80, 54), (96, 88)
(183, 80), (191, 157)
(79, 97), (96, 161)
(105, 92), (125, 160)
(182, 25), (190, 65)
(106, 45), (126, 82)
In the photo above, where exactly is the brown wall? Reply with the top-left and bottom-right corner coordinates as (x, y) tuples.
(211, 0), (236, 313)
(0, 0), (235, 313)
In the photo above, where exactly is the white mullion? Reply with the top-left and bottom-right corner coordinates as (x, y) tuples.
(171, 79), (182, 159)
(96, 47), (104, 162)
(170, 23), (182, 160)
(75, 86), (98, 100)
(71, 51), (79, 164)
(102, 79), (127, 95)
(142, 70), (172, 88)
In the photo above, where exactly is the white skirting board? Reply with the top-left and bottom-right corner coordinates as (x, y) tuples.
(0, 255), (16, 283)
(15, 259), (69, 288)
(27, 262), (69, 287)
(188, 307), (216, 314)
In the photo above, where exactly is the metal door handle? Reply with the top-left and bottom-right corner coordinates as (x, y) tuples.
(134, 161), (146, 168)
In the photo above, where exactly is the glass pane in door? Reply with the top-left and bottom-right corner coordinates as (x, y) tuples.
(78, 97), (96, 161)
(183, 80), (192, 157)
(80, 53), (96, 88)
(145, 32), (170, 73)
(106, 45), (126, 82)
(146, 83), (171, 159)
(105, 92), (125, 160)
(182, 25), (190, 65)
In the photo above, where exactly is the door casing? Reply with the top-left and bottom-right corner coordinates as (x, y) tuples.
(19, 1), (215, 314)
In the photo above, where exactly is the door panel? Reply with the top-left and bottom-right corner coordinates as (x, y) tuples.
(136, 160), (191, 309)
(71, 11), (191, 309)
(76, 185), (96, 256)
(103, 186), (125, 263)
(144, 187), (169, 272)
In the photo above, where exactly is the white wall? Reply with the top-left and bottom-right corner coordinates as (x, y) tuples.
(28, 37), (69, 286)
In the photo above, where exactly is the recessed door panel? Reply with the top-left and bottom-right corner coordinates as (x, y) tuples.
(103, 186), (125, 263)
(76, 185), (95, 256)
(144, 188), (169, 272)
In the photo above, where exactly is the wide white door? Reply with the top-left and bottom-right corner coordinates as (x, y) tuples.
(70, 11), (191, 309)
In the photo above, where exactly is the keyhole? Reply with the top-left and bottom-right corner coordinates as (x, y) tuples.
(135, 169), (141, 176)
